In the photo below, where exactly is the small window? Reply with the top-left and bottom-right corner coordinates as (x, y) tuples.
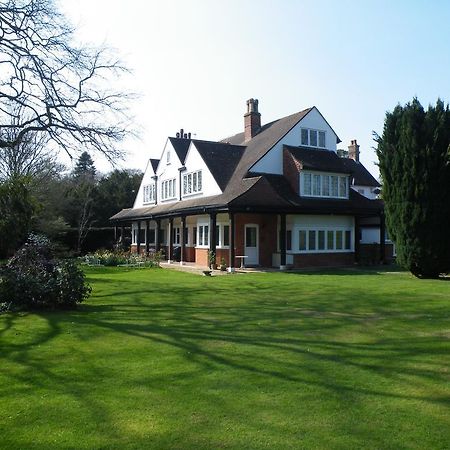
(286, 230), (292, 251)
(308, 230), (316, 250)
(313, 174), (321, 196)
(318, 230), (325, 250)
(321, 176), (330, 196)
(301, 128), (309, 145)
(303, 173), (312, 195)
(223, 225), (230, 247)
(345, 230), (351, 250)
(166, 150), (171, 164)
(336, 230), (343, 250)
(327, 230), (334, 250)
(299, 230), (307, 251)
(331, 176), (338, 197)
(318, 131), (326, 148)
(339, 176), (348, 198)
(309, 130), (318, 147)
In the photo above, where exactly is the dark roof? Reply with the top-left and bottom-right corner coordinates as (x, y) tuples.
(284, 145), (380, 187)
(111, 105), (382, 222)
(193, 140), (246, 190)
(283, 145), (353, 174)
(150, 158), (159, 173)
(340, 158), (381, 187)
(168, 137), (191, 164)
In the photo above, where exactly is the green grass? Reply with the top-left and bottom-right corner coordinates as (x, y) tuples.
(0, 267), (449, 449)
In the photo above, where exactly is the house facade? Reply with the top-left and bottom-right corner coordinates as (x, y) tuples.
(111, 99), (391, 269)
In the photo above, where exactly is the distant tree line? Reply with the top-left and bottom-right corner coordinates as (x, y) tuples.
(0, 147), (142, 258)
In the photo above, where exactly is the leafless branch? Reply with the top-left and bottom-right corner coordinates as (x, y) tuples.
(0, 0), (135, 161)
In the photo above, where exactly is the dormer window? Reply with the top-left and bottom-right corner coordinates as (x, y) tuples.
(301, 171), (348, 199)
(301, 128), (326, 148)
(161, 178), (176, 200)
(166, 149), (171, 164)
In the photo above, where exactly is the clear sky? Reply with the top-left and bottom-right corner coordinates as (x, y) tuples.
(61, 0), (450, 178)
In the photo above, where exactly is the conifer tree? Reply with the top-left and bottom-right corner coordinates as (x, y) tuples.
(376, 98), (450, 278)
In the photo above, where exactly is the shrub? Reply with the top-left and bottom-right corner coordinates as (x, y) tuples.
(0, 234), (91, 311)
(86, 249), (163, 267)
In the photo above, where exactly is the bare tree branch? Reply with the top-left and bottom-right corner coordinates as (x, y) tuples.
(0, 0), (134, 161)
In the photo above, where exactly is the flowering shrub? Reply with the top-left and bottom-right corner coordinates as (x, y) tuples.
(0, 234), (91, 311)
(87, 249), (163, 267)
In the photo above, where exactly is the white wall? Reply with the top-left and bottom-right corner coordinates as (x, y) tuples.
(182, 142), (222, 199)
(156, 139), (184, 204)
(251, 107), (339, 174)
(133, 159), (156, 208)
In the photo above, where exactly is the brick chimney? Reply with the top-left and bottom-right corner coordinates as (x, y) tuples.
(244, 98), (261, 142)
(348, 139), (360, 162)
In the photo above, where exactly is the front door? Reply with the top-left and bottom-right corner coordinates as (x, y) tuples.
(244, 224), (259, 266)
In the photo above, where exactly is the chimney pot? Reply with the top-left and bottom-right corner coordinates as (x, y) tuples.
(244, 98), (261, 142)
(348, 139), (360, 162)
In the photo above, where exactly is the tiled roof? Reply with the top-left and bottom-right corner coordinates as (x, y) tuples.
(193, 140), (246, 190)
(284, 145), (380, 187)
(168, 137), (191, 164)
(150, 158), (159, 173)
(111, 106), (382, 222)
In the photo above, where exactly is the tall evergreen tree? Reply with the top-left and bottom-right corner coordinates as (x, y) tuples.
(376, 98), (450, 278)
(73, 152), (96, 180)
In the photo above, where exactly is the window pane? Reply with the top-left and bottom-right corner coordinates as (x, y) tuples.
(345, 230), (351, 250)
(303, 173), (311, 195)
(184, 227), (188, 245)
(183, 175), (187, 195)
(327, 230), (334, 250)
(310, 130), (318, 146)
(308, 230), (316, 250)
(286, 230), (292, 251)
(188, 174), (192, 194)
(245, 227), (257, 247)
(299, 230), (307, 251)
(149, 229), (156, 244)
(319, 131), (326, 148)
(199, 227), (203, 246)
(197, 171), (202, 191)
(318, 230), (325, 250)
(193, 227), (197, 245)
(301, 128), (308, 145)
(321, 176), (330, 196)
(336, 230), (343, 250)
(193, 172), (197, 192)
(204, 225), (209, 246)
(216, 225), (220, 246)
(313, 174), (321, 196)
(223, 225), (230, 246)
(139, 229), (145, 244)
(339, 177), (347, 197)
(331, 176), (338, 197)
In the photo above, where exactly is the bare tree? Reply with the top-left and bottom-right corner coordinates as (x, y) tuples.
(0, 0), (133, 162)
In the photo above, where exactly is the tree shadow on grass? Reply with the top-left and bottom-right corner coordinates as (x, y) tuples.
(1, 271), (449, 448)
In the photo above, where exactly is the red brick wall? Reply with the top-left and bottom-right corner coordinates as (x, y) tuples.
(283, 148), (301, 194)
(195, 248), (209, 267)
(293, 252), (355, 268)
(234, 213), (278, 267)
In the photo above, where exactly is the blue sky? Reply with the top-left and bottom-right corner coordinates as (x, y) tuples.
(62, 0), (450, 177)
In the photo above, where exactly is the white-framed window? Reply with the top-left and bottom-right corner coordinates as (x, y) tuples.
(173, 227), (181, 245)
(300, 171), (349, 199)
(143, 184), (155, 204)
(300, 128), (326, 148)
(297, 228), (352, 253)
(166, 149), (171, 164)
(183, 170), (202, 196)
(215, 223), (230, 248)
(197, 224), (209, 247)
(161, 178), (176, 200)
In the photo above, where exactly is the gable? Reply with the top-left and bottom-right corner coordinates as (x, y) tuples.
(133, 158), (156, 208)
(250, 107), (339, 175)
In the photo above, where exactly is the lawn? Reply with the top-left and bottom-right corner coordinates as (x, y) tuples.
(0, 267), (449, 449)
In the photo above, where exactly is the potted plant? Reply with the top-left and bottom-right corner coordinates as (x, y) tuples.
(220, 257), (227, 271)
